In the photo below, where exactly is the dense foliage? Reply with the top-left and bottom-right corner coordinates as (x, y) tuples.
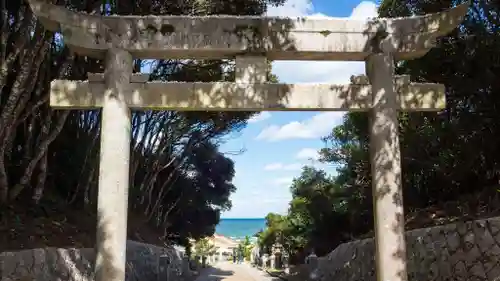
(0, 0), (285, 249)
(237, 236), (253, 261)
(258, 0), (500, 263)
(192, 238), (217, 258)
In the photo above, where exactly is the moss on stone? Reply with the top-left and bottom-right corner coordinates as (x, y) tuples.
(319, 30), (332, 37)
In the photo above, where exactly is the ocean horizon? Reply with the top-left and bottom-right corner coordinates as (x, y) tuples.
(216, 218), (266, 241)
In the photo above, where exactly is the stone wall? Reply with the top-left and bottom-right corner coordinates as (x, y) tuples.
(0, 240), (186, 281)
(311, 216), (500, 281)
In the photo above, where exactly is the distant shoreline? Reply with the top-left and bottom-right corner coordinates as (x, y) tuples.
(216, 218), (266, 240)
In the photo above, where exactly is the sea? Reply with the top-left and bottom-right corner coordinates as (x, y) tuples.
(215, 218), (266, 242)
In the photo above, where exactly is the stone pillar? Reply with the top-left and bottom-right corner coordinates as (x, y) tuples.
(262, 254), (269, 269)
(305, 252), (318, 276)
(158, 255), (171, 281)
(366, 52), (408, 281)
(202, 256), (207, 268)
(235, 56), (267, 83)
(282, 252), (289, 273)
(276, 253), (282, 269)
(283, 252), (290, 274)
(182, 256), (190, 276)
(95, 48), (133, 281)
(270, 254), (276, 269)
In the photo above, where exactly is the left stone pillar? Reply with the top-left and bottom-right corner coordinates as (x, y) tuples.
(96, 48), (133, 281)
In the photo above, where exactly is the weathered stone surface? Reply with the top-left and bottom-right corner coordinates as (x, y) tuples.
(311, 217), (500, 281)
(0, 240), (185, 281)
(49, 77), (445, 111)
(26, 0), (468, 61)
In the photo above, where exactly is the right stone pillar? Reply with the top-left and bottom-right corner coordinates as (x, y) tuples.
(367, 53), (408, 281)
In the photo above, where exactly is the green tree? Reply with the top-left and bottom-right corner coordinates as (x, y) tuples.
(271, 0), (500, 263)
(193, 238), (217, 257)
(257, 213), (291, 255)
(238, 235), (253, 260)
(0, 0), (287, 249)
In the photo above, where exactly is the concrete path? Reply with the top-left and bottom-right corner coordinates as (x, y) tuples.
(194, 262), (281, 281)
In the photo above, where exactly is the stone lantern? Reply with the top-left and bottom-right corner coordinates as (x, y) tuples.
(271, 242), (283, 269)
(305, 250), (318, 276)
(282, 251), (290, 273)
(273, 243), (283, 254)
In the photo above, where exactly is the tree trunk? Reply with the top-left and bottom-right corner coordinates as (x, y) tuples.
(9, 111), (69, 200)
(32, 153), (48, 204)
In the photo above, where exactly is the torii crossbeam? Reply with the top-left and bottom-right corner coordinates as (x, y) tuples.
(50, 74), (444, 111)
(26, 0), (468, 281)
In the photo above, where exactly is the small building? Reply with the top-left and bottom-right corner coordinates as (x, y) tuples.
(211, 234), (239, 261)
(189, 234), (239, 263)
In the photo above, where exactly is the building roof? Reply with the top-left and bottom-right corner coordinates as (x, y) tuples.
(211, 234), (239, 248)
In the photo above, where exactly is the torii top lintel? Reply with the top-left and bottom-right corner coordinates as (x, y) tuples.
(27, 0), (468, 61)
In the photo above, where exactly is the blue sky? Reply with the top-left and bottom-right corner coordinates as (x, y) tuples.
(219, 0), (379, 218)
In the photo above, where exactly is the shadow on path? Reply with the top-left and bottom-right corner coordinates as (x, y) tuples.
(206, 267), (234, 278)
(194, 262), (283, 281)
(195, 265), (235, 281)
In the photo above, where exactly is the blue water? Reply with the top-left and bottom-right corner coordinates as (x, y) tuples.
(216, 218), (266, 241)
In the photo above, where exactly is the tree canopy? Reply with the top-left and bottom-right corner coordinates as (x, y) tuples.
(192, 238), (217, 258)
(258, 0), (500, 263)
(0, 0), (285, 250)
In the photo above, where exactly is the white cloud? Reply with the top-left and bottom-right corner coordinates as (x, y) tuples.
(296, 148), (320, 160)
(261, 198), (282, 204)
(254, 2), (376, 142)
(264, 162), (302, 171)
(267, 1), (378, 84)
(223, 1), (379, 219)
(223, 194), (291, 217)
(266, 0), (315, 17)
(264, 163), (283, 170)
(256, 112), (343, 141)
(273, 177), (294, 186)
(350, 1), (379, 19)
(248, 112), (271, 123)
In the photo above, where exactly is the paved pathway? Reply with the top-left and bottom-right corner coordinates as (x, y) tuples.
(194, 262), (281, 281)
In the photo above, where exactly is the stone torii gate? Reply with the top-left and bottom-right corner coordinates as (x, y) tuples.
(27, 1), (468, 281)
